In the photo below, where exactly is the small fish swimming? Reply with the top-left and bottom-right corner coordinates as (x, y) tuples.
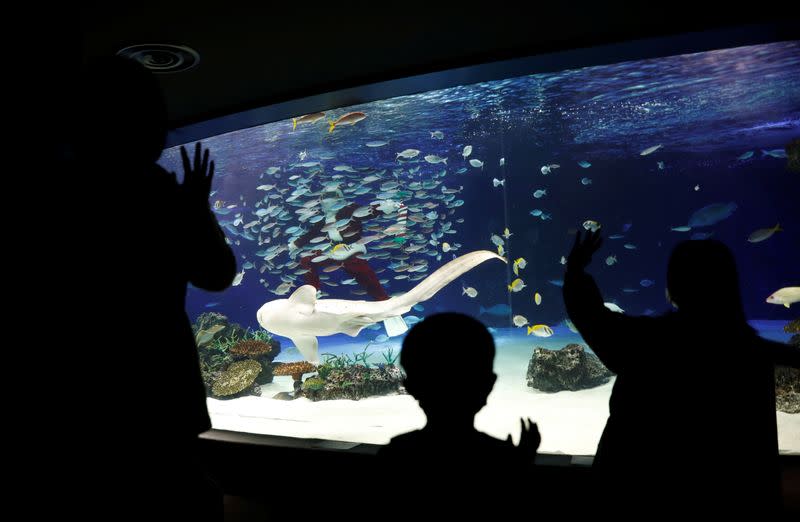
(424, 155), (448, 165)
(470, 159), (484, 169)
(232, 269), (245, 286)
(513, 315), (529, 327)
(499, 157), (505, 166)
(462, 145), (473, 158)
(366, 140), (388, 148)
(688, 202), (737, 227)
(766, 287), (800, 308)
(512, 257), (527, 275)
(583, 220), (601, 232)
(430, 131), (444, 139)
(578, 161), (592, 168)
(671, 226), (692, 232)
(462, 285), (478, 298)
(548, 279), (564, 287)
(442, 242), (451, 252)
(605, 255), (617, 266)
(581, 177), (592, 185)
(292, 112), (325, 130)
(530, 209), (543, 217)
(640, 144), (663, 156)
(657, 161), (665, 170)
(640, 279), (654, 287)
(694, 185), (700, 192)
(533, 189), (547, 199)
(490, 234), (505, 247)
(298, 150), (307, 161)
(527, 324), (553, 337)
(761, 149), (787, 159)
(497, 245), (505, 257)
(738, 151), (754, 160)
(508, 278), (526, 293)
(328, 111), (366, 132)
(493, 178), (505, 187)
(560, 256), (567, 265)
(747, 224), (782, 243)
(608, 234), (625, 239)
(624, 243), (637, 250)
(204, 302), (221, 308)
(604, 302), (625, 313)
(396, 149), (421, 159)
(534, 292), (542, 305)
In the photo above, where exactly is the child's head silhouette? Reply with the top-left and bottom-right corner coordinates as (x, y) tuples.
(400, 313), (496, 427)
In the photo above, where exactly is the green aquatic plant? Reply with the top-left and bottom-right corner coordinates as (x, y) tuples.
(322, 353), (354, 369)
(382, 347), (399, 366)
(317, 364), (332, 381)
(246, 328), (274, 343)
(353, 346), (373, 368)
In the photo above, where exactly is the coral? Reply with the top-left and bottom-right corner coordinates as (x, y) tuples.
(273, 361), (317, 381)
(776, 366), (800, 414)
(230, 339), (273, 357)
(527, 344), (613, 392)
(302, 365), (405, 401)
(212, 360), (262, 397)
(784, 318), (799, 334)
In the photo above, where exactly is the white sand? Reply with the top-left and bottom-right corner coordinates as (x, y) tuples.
(208, 333), (800, 455)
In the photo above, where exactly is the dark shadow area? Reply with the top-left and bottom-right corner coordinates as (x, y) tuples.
(564, 231), (800, 516)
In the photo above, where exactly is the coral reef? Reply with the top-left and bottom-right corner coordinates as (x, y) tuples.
(301, 363), (405, 401)
(211, 359), (262, 398)
(776, 366), (800, 414)
(785, 318), (799, 334)
(527, 344), (613, 392)
(274, 361), (317, 392)
(230, 339), (273, 357)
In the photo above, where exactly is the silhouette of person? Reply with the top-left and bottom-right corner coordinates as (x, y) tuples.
(377, 313), (539, 512)
(563, 231), (800, 516)
(71, 56), (236, 519)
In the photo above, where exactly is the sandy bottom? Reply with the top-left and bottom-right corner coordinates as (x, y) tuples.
(208, 330), (800, 455)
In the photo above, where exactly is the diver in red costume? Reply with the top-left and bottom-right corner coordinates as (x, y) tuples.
(289, 188), (405, 302)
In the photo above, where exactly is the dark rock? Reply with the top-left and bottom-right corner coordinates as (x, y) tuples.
(784, 318), (799, 334)
(527, 344), (613, 392)
(255, 362), (274, 386)
(272, 391), (296, 401)
(192, 312), (248, 346)
(776, 366), (800, 414)
(303, 365), (405, 401)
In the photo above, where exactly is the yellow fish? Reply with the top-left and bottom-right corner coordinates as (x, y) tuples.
(508, 278), (526, 292)
(527, 324), (554, 337)
(534, 292), (542, 305)
(328, 111), (366, 133)
(503, 227), (513, 239)
(292, 112), (325, 130)
(512, 257), (527, 276)
(498, 244), (505, 257)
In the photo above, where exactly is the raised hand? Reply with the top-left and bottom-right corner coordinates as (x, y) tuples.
(517, 417), (540, 462)
(180, 142), (215, 209)
(567, 229), (603, 271)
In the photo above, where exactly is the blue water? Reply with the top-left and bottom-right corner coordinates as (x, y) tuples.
(160, 41), (800, 353)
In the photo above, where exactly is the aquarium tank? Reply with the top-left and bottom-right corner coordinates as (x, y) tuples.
(159, 35), (800, 456)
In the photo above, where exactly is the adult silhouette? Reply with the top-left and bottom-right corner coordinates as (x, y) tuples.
(564, 230), (799, 515)
(72, 56), (236, 519)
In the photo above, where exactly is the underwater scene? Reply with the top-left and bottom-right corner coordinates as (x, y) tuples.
(160, 41), (800, 455)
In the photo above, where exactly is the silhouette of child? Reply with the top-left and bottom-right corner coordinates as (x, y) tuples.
(377, 313), (538, 507)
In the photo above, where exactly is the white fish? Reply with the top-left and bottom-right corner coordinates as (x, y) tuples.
(671, 226), (692, 232)
(430, 131), (444, 139)
(604, 302), (625, 313)
(424, 155), (448, 165)
(462, 145), (473, 158)
(470, 159), (484, 168)
(397, 149), (421, 159)
(766, 287), (800, 308)
(694, 185), (700, 192)
(298, 150), (307, 160)
(499, 157), (505, 166)
(640, 144), (663, 156)
(442, 242), (451, 252)
(533, 189), (547, 198)
(232, 269), (245, 287)
(256, 251), (505, 362)
(462, 285), (478, 298)
(560, 256), (567, 265)
(257, 184), (275, 191)
(493, 178), (505, 187)
(605, 255), (617, 266)
(513, 315), (529, 327)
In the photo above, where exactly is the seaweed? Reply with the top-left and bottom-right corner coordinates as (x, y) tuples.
(381, 347), (399, 366)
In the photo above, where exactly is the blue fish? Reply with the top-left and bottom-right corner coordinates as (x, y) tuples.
(374, 334), (389, 343)
(204, 302), (221, 308)
(738, 151), (754, 160)
(578, 161), (592, 168)
(479, 304), (512, 316)
(530, 209), (543, 217)
(548, 279), (565, 287)
(690, 231), (714, 240)
(405, 316), (422, 325)
(608, 234), (625, 239)
(688, 202), (737, 227)
(640, 279), (655, 287)
(412, 304), (425, 312)
(761, 149), (787, 159)
(581, 177), (592, 185)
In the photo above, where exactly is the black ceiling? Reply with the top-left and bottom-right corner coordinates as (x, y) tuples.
(79, 2), (796, 129)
